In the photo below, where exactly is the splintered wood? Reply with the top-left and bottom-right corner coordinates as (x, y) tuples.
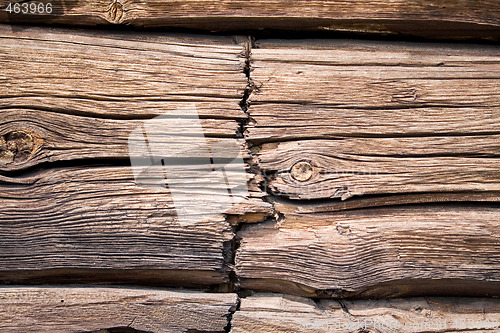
(0, 26), (269, 285)
(238, 39), (500, 298)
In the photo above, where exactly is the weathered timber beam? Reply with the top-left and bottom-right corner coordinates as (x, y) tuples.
(0, 25), (274, 285)
(0, 1), (500, 40)
(231, 294), (500, 332)
(0, 286), (238, 332)
(0, 166), (236, 285)
(248, 39), (500, 202)
(0, 25), (248, 172)
(236, 205), (500, 298)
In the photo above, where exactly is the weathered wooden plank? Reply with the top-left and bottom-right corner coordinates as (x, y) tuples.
(0, 166), (239, 285)
(248, 40), (500, 140)
(246, 39), (500, 202)
(256, 137), (500, 200)
(236, 205), (500, 298)
(231, 294), (500, 332)
(0, 286), (237, 332)
(0, 25), (247, 107)
(0, 109), (245, 172)
(1, 1), (499, 40)
(0, 25), (275, 284)
(0, 25), (249, 173)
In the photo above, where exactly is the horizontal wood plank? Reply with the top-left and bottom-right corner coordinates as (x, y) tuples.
(0, 25), (248, 172)
(1, 1), (500, 39)
(231, 294), (500, 332)
(0, 166), (239, 285)
(236, 205), (500, 298)
(0, 25), (273, 285)
(0, 109), (245, 172)
(256, 137), (500, 200)
(247, 39), (500, 203)
(0, 286), (237, 332)
(248, 40), (500, 140)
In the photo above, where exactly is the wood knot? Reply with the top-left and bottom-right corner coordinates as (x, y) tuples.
(107, 0), (124, 23)
(290, 161), (313, 182)
(0, 131), (35, 165)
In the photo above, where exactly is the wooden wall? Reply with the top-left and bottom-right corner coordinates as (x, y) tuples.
(0, 1), (499, 331)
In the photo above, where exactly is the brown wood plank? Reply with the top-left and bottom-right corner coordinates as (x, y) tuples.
(0, 26), (274, 285)
(246, 39), (500, 204)
(0, 109), (245, 172)
(0, 25), (248, 173)
(0, 286), (237, 332)
(0, 25), (247, 111)
(247, 40), (500, 141)
(0, 166), (238, 285)
(232, 294), (500, 332)
(236, 205), (500, 298)
(255, 137), (500, 200)
(1, 1), (500, 40)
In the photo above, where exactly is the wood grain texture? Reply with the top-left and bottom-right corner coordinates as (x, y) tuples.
(255, 137), (500, 200)
(0, 24), (248, 171)
(0, 286), (237, 332)
(1, 1), (500, 39)
(247, 40), (500, 140)
(0, 25), (274, 286)
(0, 109), (247, 172)
(231, 294), (500, 332)
(0, 166), (237, 285)
(236, 205), (500, 298)
(247, 40), (500, 202)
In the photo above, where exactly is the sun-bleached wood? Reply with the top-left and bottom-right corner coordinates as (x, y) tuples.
(236, 205), (500, 298)
(0, 286), (238, 332)
(1, 1), (499, 39)
(231, 294), (500, 333)
(248, 39), (500, 141)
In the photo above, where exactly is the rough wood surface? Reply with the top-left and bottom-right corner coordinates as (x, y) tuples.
(256, 137), (500, 200)
(236, 205), (500, 298)
(0, 286), (237, 332)
(247, 39), (500, 202)
(0, 25), (275, 285)
(231, 294), (500, 332)
(0, 25), (249, 171)
(0, 166), (237, 285)
(1, 1), (500, 39)
(0, 109), (246, 172)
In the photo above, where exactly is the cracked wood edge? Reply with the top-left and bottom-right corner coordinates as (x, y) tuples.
(0, 25), (252, 170)
(0, 1), (500, 40)
(0, 25), (248, 172)
(236, 205), (500, 298)
(0, 25), (272, 286)
(0, 286), (238, 333)
(231, 294), (500, 333)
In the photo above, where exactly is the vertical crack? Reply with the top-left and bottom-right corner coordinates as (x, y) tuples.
(223, 295), (241, 333)
(237, 35), (255, 138)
